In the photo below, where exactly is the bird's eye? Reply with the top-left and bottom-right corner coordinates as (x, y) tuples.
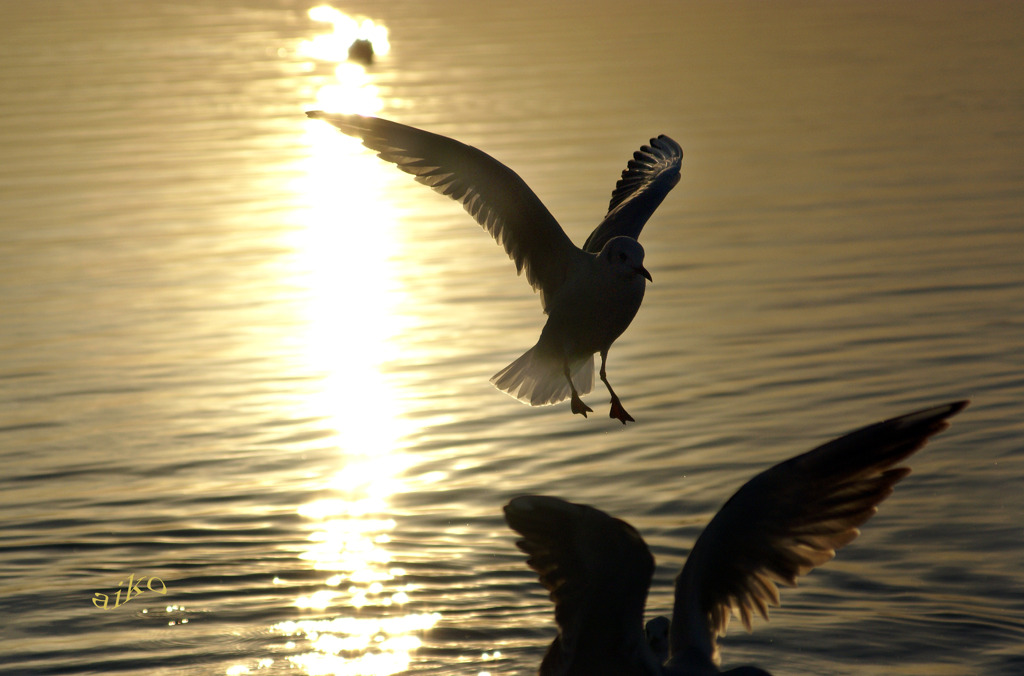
(619, 252), (627, 261)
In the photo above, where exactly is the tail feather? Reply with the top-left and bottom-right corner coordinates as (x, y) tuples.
(490, 346), (594, 406)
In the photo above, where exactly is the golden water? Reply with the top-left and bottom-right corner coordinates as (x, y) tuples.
(1, 1), (1022, 674)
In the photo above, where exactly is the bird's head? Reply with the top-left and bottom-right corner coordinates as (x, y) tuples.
(602, 236), (653, 282)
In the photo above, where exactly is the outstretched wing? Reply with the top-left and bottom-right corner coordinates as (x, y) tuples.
(307, 112), (584, 306)
(583, 135), (682, 253)
(669, 400), (969, 668)
(504, 495), (656, 674)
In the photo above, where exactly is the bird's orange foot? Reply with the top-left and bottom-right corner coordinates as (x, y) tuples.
(570, 393), (593, 417)
(609, 397), (635, 425)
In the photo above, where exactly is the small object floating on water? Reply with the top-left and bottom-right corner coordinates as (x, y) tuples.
(307, 111), (682, 423)
(347, 38), (374, 65)
(504, 400), (969, 674)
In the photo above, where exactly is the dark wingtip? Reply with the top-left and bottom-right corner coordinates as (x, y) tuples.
(944, 399), (971, 421)
(951, 399), (971, 413)
(898, 400), (970, 428)
(652, 134), (683, 159)
(305, 110), (324, 119)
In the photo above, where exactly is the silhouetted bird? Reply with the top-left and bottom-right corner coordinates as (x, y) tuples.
(307, 111), (682, 423)
(504, 401), (968, 674)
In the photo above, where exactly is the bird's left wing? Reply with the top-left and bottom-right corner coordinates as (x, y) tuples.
(668, 400), (969, 668)
(504, 495), (656, 674)
(307, 112), (584, 305)
(583, 135), (682, 253)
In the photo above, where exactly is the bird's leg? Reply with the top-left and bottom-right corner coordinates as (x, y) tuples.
(563, 359), (592, 417)
(600, 350), (634, 424)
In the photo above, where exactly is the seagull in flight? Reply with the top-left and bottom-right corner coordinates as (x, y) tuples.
(306, 111), (682, 423)
(504, 401), (968, 674)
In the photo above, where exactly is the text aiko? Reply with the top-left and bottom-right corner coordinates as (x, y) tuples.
(92, 573), (167, 609)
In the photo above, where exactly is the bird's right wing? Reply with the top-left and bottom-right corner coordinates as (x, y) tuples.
(504, 495), (656, 674)
(308, 112), (585, 306)
(583, 135), (682, 253)
(668, 400), (969, 668)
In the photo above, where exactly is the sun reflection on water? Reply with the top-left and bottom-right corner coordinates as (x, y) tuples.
(300, 6), (391, 115)
(301, 6), (391, 62)
(273, 11), (440, 674)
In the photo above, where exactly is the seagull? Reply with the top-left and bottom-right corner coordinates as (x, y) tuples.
(504, 400), (969, 674)
(307, 111), (682, 423)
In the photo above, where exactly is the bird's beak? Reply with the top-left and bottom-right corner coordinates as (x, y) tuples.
(638, 266), (653, 282)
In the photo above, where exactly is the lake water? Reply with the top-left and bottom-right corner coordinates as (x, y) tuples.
(1, 1), (1022, 674)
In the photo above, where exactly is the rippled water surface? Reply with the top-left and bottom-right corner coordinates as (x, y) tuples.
(2, 1), (1022, 674)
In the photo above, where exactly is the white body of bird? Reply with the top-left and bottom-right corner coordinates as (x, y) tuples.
(491, 237), (650, 407)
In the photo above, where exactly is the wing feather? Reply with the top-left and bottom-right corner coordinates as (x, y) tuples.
(504, 496), (655, 674)
(307, 112), (584, 306)
(669, 400), (968, 667)
(583, 135), (682, 253)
